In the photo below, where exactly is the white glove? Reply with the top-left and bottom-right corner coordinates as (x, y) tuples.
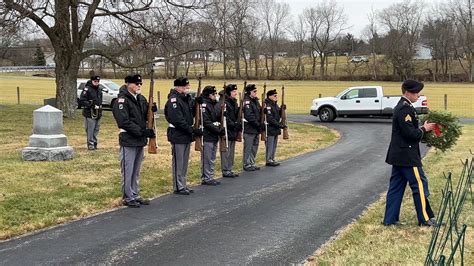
(94, 105), (100, 109)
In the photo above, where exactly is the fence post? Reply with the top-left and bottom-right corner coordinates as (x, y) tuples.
(444, 94), (447, 111)
(319, 93), (322, 98)
(17, 86), (20, 104)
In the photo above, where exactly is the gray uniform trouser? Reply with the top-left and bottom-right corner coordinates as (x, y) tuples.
(243, 133), (259, 168)
(220, 140), (236, 174)
(120, 146), (144, 203)
(266, 135), (278, 163)
(84, 117), (100, 149)
(172, 143), (191, 191)
(202, 141), (218, 181)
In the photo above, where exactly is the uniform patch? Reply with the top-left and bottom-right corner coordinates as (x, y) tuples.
(267, 110), (271, 114)
(82, 90), (87, 95)
(83, 88), (88, 91)
(118, 98), (125, 103)
(405, 114), (412, 122)
(245, 101), (250, 104)
(172, 103), (177, 108)
(202, 103), (207, 107)
(170, 98), (177, 103)
(266, 106), (271, 110)
(119, 104), (123, 109)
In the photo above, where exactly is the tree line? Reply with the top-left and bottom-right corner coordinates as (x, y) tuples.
(0, 0), (472, 117)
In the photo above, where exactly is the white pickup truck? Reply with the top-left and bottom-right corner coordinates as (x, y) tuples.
(310, 86), (429, 122)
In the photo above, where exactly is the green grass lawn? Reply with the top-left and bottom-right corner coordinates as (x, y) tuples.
(0, 104), (338, 240)
(309, 125), (474, 265)
(0, 76), (472, 117)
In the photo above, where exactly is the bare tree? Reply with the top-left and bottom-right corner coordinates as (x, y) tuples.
(379, 0), (424, 80)
(446, 0), (473, 82)
(259, 0), (290, 79)
(0, 0), (210, 117)
(289, 14), (307, 78)
(304, 0), (347, 80)
(364, 7), (378, 79)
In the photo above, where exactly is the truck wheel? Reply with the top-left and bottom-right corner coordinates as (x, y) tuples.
(319, 107), (335, 122)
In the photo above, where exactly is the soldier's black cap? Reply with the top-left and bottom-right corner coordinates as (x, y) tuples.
(266, 89), (277, 97)
(245, 84), (256, 93)
(91, 75), (100, 81)
(202, 85), (216, 96)
(174, 77), (189, 87)
(225, 84), (237, 95)
(128, 74), (142, 84)
(402, 79), (424, 93)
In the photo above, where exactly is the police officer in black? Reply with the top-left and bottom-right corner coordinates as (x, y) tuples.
(79, 75), (103, 150)
(198, 86), (224, 185)
(242, 84), (262, 171)
(165, 77), (202, 195)
(383, 80), (437, 226)
(112, 74), (155, 208)
(264, 89), (286, 167)
(220, 84), (241, 178)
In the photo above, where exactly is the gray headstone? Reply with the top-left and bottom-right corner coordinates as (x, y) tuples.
(22, 105), (75, 161)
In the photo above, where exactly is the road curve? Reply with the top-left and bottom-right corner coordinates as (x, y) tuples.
(0, 115), (428, 265)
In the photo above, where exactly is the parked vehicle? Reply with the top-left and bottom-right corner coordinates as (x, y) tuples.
(77, 79), (121, 108)
(350, 56), (369, 63)
(310, 86), (429, 122)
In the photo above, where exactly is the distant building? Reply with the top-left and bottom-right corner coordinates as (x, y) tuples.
(414, 44), (432, 60)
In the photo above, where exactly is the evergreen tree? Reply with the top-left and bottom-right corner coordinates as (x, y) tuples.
(34, 46), (46, 66)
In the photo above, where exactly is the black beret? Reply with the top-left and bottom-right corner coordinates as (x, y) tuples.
(266, 89), (277, 97)
(202, 85), (216, 96)
(174, 77), (189, 87)
(128, 74), (142, 84)
(225, 84), (237, 95)
(402, 79), (424, 93)
(124, 75), (132, 83)
(91, 75), (100, 81)
(245, 84), (256, 93)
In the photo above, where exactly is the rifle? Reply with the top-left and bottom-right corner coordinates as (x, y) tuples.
(281, 85), (289, 139)
(194, 75), (203, 152)
(219, 91), (228, 152)
(147, 68), (157, 154)
(236, 81), (246, 142)
(260, 83), (267, 142)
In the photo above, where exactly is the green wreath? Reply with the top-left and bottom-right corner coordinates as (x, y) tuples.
(420, 110), (463, 152)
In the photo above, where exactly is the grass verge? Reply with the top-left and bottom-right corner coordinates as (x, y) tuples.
(308, 125), (473, 265)
(0, 104), (338, 240)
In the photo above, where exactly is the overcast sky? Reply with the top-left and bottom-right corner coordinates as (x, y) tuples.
(280, 0), (449, 39)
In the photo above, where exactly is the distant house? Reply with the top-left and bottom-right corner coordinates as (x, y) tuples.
(414, 44), (432, 60)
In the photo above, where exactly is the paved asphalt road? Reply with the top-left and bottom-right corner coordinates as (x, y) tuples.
(0, 115), (430, 265)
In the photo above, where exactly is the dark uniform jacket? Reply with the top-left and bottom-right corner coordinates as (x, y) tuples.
(112, 89), (149, 147)
(201, 97), (222, 143)
(224, 97), (240, 141)
(386, 97), (426, 167)
(243, 95), (261, 135)
(165, 90), (194, 144)
(264, 98), (282, 136)
(79, 80), (103, 119)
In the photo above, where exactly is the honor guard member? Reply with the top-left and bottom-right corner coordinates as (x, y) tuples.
(79, 75), (103, 150)
(221, 84), (241, 178)
(264, 89), (286, 167)
(198, 86), (224, 185)
(383, 80), (437, 226)
(242, 84), (262, 171)
(165, 77), (202, 195)
(112, 74), (155, 208)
